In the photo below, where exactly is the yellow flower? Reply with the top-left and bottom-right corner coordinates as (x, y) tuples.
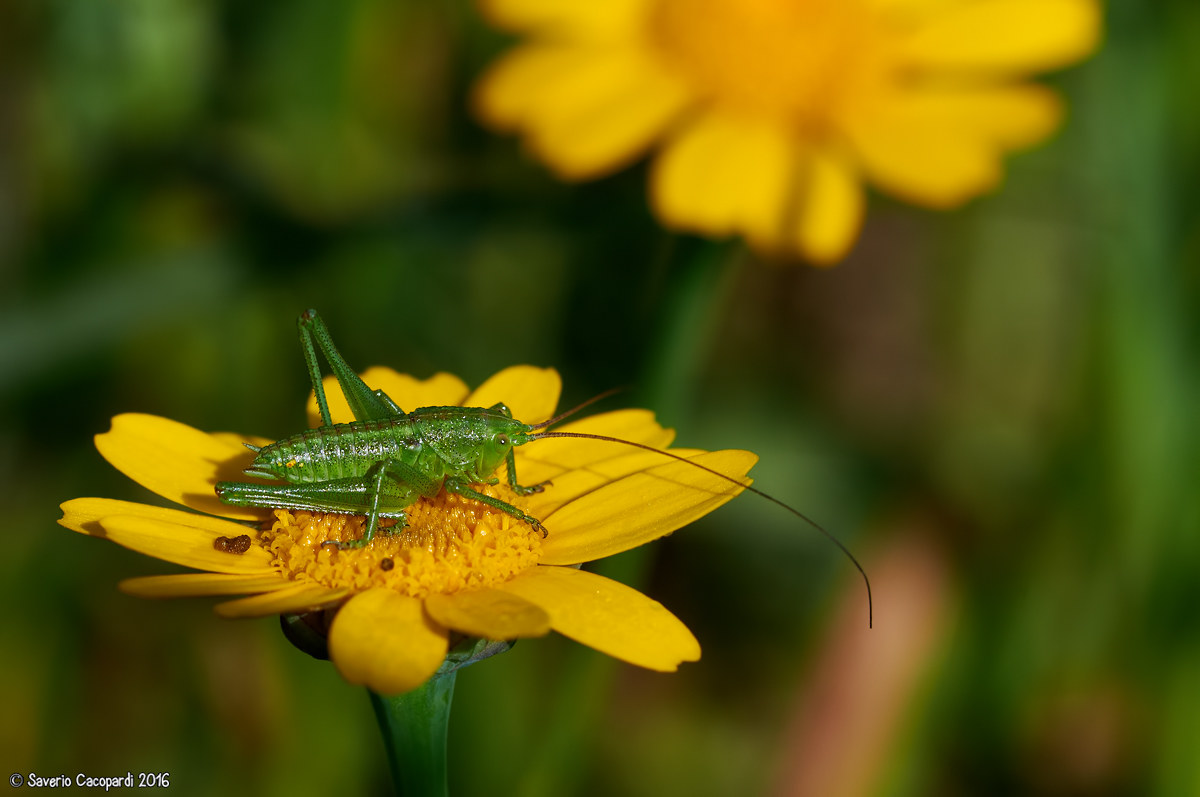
(59, 366), (755, 695)
(474, 0), (1101, 263)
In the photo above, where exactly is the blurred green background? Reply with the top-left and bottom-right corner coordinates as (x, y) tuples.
(3, 1), (1198, 795)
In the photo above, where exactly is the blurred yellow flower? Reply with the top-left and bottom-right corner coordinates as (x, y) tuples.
(60, 366), (755, 695)
(475, 0), (1101, 263)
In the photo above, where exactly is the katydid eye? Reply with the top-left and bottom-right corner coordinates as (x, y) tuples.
(496, 433), (510, 446)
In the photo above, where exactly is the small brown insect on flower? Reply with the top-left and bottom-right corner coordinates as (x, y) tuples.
(213, 534), (252, 554)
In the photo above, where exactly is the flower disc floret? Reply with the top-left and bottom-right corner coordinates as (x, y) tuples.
(265, 487), (543, 596)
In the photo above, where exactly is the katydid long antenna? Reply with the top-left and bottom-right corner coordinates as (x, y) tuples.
(528, 387), (627, 430)
(529, 429), (874, 629)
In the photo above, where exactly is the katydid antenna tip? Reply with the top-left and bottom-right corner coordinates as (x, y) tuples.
(531, 429), (874, 629)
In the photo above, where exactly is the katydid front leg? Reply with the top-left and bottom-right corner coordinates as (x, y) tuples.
(444, 478), (549, 538)
(504, 448), (551, 496)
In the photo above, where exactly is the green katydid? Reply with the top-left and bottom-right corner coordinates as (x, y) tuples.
(215, 310), (873, 626)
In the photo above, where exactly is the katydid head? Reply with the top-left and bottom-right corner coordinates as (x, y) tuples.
(476, 409), (538, 458)
(478, 389), (626, 462)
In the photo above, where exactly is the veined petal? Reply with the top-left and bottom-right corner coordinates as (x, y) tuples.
(524, 447), (703, 517)
(329, 589), (449, 695)
(540, 449), (758, 565)
(499, 566), (700, 671)
(215, 583), (349, 619)
(652, 110), (795, 244)
(900, 0), (1101, 74)
(62, 497), (197, 537)
(94, 414), (265, 521)
(793, 148), (865, 265)
(515, 408), (677, 487)
(479, 0), (651, 41)
(464, 366), (561, 426)
(554, 407), (674, 443)
(478, 44), (693, 180)
(424, 588), (550, 639)
(119, 573), (287, 598)
(847, 84), (1061, 206)
(307, 368), (470, 426)
(60, 497), (255, 541)
(99, 514), (276, 575)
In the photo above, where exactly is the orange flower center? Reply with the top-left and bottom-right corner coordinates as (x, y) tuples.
(259, 485), (544, 598)
(649, 0), (895, 133)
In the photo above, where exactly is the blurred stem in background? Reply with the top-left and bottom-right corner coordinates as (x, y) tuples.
(1082, 1), (1199, 793)
(518, 237), (742, 795)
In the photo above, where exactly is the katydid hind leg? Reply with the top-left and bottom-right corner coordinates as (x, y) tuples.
(321, 461), (399, 550)
(319, 458), (444, 549)
(299, 311), (335, 427)
(298, 310), (406, 425)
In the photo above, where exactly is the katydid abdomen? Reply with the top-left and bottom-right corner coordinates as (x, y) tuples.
(244, 408), (514, 485)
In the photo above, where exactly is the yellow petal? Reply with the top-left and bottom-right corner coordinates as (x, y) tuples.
(424, 588), (550, 639)
(499, 566), (700, 671)
(651, 111), (795, 246)
(307, 368), (470, 426)
(464, 366), (561, 426)
(900, 0), (1101, 74)
(59, 497), (261, 544)
(868, 0), (951, 17)
(211, 432), (273, 449)
(215, 583), (349, 619)
(952, 84), (1064, 149)
(515, 407), (676, 487)
(523, 447), (703, 517)
(60, 497), (178, 537)
(526, 408), (676, 464)
(474, 44), (578, 130)
(329, 589), (449, 695)
(119, 573), (287, 598)
(539, 449), (758, 565)
(478, 43), (693, 180)
(848, 85), (1061, 207)
(98, 514), (277, 575)
(94, 414), (265, 521)
(793, 148), (865, 265)
(479, 0), (650, 40)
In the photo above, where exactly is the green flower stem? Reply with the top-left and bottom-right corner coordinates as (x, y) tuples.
(524, 238), (740, 796)
(642, 236), (742, 424)
(369, 671), (457, 797)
